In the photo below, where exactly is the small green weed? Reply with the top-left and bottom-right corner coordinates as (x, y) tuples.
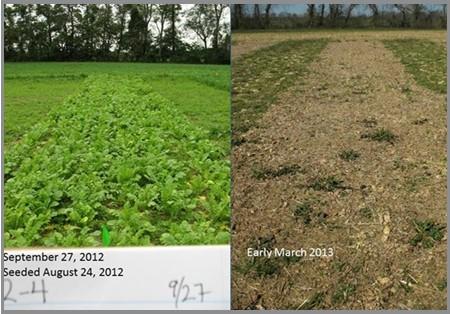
(294, 202), (313, 224)
(234, 257), (280, 278)
(332, 260), (347, 272)
(283, 254), (302, 264)
(232, 137), (246, 146)
(254, 258), (281, 277)
(339, 149), (360, 161)
(410, 220), (445, 248)
(413, 118), (429, 125)
(252, 251), (301, 278)
(272, 165), (301, 177)
(359, 207), (373, 219)
(405, 174), (429, 192)
(332, 283), (356, 304)
(401, 84), (412, 94)
(252, 164), (300, 180)
(361, 118), (378, 128)
(437, 278), (447, 291)
(309, 176), (346, 192)
(251, 166), (267, 180)
(361, 128), (397, 144)
(256, 234), (276, 250)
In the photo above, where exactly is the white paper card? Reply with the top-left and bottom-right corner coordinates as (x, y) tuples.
(3, 245), (230, 310)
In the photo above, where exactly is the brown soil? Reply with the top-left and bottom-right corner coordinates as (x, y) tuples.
(232, 40), (447, 309)
(233, 30), (446, 59)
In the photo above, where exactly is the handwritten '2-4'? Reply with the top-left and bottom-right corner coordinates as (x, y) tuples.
(4, 279), (48, 304)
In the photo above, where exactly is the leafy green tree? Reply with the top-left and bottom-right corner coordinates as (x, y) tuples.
(185, 5), (215, 49)
(167, 4), (182, 53)
(15, 5), (37, 59)
(212, 5), (228, 50)
(127, 6), (147, 61)
(35, 4), (66, 60)
(4, 5), (18, 59)
(4, 4), (231, 63)
(154, 4), (171, 61)
(35, 4), (53, 59)
(114, 4), (129, 60)
(97, 4), (115, 59)
(79, 4), (100, 59)
(64, 5), (82, 59)
(141, 4), (154, 59)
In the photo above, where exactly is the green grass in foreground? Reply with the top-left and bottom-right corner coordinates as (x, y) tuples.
(383, 39), (446, 94)
(5, 62), (230, 150)
(232, 39), (328, 145)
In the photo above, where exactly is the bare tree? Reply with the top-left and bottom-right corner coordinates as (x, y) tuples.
(212, 4), (227, 50)
(329, 4), (343, 26)
(441, 4), (447, 29)
(394, 4), (411, 27)
(411, 4), (424, 27)
(253, 4), (261, 28)
(264, 5), (272, 28)
(307, 5), (315, 27)
(344, 4), (357, 25)
(318, 4), (326, 26)
(232, 4), (243, 29)
(368, 4), (379, 26)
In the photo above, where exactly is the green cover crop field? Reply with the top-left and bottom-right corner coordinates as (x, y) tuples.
(5, 64), (230, 247)
(5, 63), (230, 151)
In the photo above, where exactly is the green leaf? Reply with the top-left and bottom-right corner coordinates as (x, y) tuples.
(102, 224), (111, 247)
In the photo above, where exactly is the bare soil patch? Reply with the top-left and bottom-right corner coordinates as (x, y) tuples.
(232, 40), (446, 309)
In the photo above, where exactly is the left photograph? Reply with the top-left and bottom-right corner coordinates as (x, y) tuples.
(4, 3), (231, 248)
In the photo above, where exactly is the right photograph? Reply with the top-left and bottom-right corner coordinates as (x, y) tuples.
(231, 4), (447, 310)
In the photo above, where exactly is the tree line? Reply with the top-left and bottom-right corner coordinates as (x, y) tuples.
(5, 4), (230, 64)
(232, 4), (447, 30)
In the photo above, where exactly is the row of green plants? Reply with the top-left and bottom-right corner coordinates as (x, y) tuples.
(383, 39), (446, 94)
(232, 39), (329, 145)
(5, 75), (230, 247)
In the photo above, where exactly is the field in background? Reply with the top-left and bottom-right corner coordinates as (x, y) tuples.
(5, 62), (230, 150)
(232, 29), (446, 59)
